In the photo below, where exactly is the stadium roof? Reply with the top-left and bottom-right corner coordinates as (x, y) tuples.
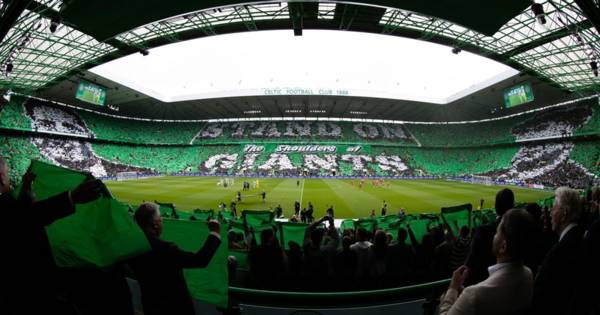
(0, 0), (599, 117)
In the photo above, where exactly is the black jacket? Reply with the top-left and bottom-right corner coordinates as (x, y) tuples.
(532, 226), (584, 315)
(465, 221), (498, 285)
(0, 191), (75, 314)
(129, 233), (221, 315)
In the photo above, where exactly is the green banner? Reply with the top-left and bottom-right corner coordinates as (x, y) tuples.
(279, 222), (309, 250)
(441, 203), (472, 235)
(26, 161), (150, 268)
(355, 218), (377, 232)
(161, 219), (228, 308)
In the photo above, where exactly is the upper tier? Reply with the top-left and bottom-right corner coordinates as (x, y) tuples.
(1, 96), (598, 147)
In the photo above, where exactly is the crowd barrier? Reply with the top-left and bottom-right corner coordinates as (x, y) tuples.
(228, 279), (450, 309)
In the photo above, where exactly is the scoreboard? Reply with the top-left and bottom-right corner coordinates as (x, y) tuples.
(75, 81), (106, 106)
(503, 82), (534, 108)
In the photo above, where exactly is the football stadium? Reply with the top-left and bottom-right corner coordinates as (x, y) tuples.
(1, 0), (600, 314)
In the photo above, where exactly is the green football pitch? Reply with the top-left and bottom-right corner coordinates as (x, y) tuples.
(106, 176), (554, 218)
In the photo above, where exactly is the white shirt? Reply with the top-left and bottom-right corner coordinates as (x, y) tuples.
(487, 262), (515, 276)
(209, 231), (221, 240)
(559, 223), (577, 242)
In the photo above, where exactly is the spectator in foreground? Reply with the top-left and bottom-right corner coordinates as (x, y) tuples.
(0, 158), (105, 314)
(129, 203), (221, 315)
(303, 216), (339, 290)
(334, 236), (357, 291)
(248, 228), (284, 290)
(351, 228), (372, 284)
(385, 227), (414, 286)
(532, 187), (585, 315)
(465, 188), (514, 285)
(439, 209), (535, 315)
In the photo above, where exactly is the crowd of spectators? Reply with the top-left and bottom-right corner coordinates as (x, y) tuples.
(488, 142), (597, 188)
(512, 105), (592, 140)
(196, 121), (411, 142)
(2, 143), (600, 314)
(224, 186), (600, 315)
(26, 102), (90, 137)
(230, 212), (476, 291)
(28, 136), (147, 178)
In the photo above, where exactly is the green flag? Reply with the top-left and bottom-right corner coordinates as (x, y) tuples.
(278, 222), (309, 250)
(376, 215), (402, 233)
(340, 219), (355, 231)
(161, 219), (228, 308)
(193, 209), (215, 221)
(441, 203), (472, 235)
(26, 160), (150, 268)
(355, 218), (377, 232)
(242, 210), (275, 245)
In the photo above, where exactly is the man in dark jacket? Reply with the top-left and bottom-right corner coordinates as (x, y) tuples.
(0, 158), (104, 315)
(532, 187), (585, 315)
(130, 202), (221, 315)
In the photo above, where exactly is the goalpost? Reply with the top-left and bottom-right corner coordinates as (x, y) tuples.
(218, 177), (235, 187)
(116, 171), (138, 181)
(472, 175), (494, 186)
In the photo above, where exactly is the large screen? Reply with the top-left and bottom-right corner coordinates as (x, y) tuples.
(503, 82), (534, 108)
(75, 81), (106, 106)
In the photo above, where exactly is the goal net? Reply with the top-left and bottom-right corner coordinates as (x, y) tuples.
(472, 175), (494, 186)
(116, 171), (138, 181)
(217, 177), (235, 187)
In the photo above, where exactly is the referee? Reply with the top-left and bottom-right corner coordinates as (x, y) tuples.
(261, 191), (266, 203)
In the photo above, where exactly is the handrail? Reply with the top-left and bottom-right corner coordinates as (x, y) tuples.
(228, 279), (450, 308)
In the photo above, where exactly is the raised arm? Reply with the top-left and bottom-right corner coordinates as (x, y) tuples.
(167, 220), (222, 268)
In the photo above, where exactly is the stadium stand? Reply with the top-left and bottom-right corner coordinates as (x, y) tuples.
(0, 135), (45, 184)
(25, 101), (90, 137)
(193, 121), (416, 145)
(77, 110), (201, 144)
(406, 116), (529, 147)
(2, 98), (600, 187)
(92, 143), (204, 173)
(570, 140), (600, 176)
(511, 105), (593, 140)
(0, 96), (31, 131)
(403, 146), (519, 176)
(575, 105), (600, 137)
(4, 2), (600, 314)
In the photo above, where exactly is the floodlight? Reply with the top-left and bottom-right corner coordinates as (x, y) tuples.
(50, 16), (61, 33)
(452, 47), (461, 54)
(532, 3), (546, 25)
(591, 61), (598, 77)
(140, 49), (149, 56)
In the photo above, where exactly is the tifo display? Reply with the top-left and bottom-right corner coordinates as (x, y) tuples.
(1, 96), (599, 190)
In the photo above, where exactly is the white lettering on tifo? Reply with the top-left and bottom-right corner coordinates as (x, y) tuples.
(203, 154), (238, 173)
(244, 145), (264, 153)
(340, 154), (372, 170)
(304, 154), (338, 171)
(258, 154), (297, 170)
(275, 145), (337, 153)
